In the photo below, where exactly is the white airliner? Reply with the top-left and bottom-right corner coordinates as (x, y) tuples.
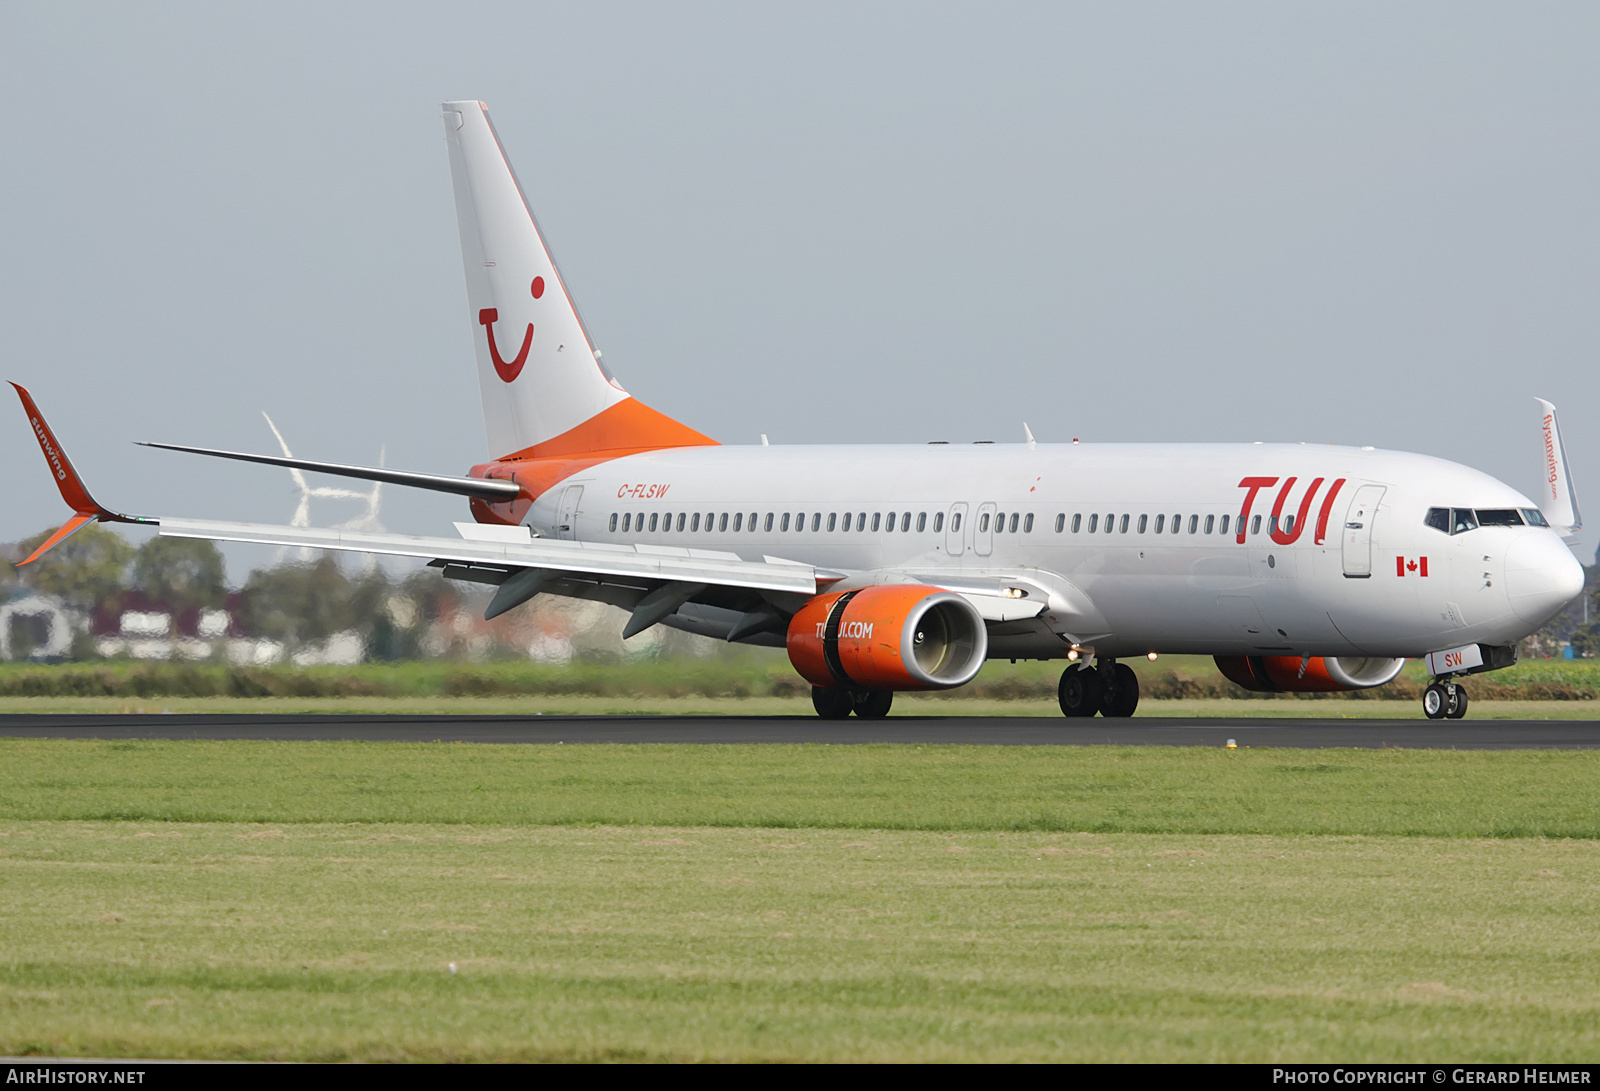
(13, 100), (1587, 721)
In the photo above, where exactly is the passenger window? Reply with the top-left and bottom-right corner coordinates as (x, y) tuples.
(934, 512), (944, 533)
(1251, 514), (1261, 535)
(622, 513), (632, 532)
(1087, 514), (1098, 533)
(979, 513), (989, 532)
(995, 512), (1004, 531)
(1056, 513), (1065, 533)
(780, 513), (789, 532)
(1188, 515), (1198, 534)
(1219, 514), (1229, 535)
(827, 513), (837, 532)
(795, 512), (805, 531)
(609, 513), (618, 532)
(812, 513), (821, 532)
(1104, 514), (1114, 534)
(732, 513), (741, 532)
(764, 513), (773, 532)
(1008, 513), (1018, 533)
(1154, 514), (1164, 534)
(1138, 514), (1148, 533)
(650, 513), (659, 532)
(900, 513), (910, 532)
(918, 513), (928, 532)
(1172, 514), (1181, 534)
(1119, 514), (1129, 533)
(1204, 515), (1215, 534)
(872, 513), (882, 532)
(1022, 513), (1032, 533)
(951, 513), (961, 532)
(1283, 514), (1294, 533)
(842, 513), (852, 531)
(690, 513), (700, 532)
(1072, 513), (1082, 533)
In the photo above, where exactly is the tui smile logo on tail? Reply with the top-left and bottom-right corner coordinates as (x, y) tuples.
(479, 276), (545, 382)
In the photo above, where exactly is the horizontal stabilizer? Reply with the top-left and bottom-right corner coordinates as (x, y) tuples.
(138, 441), (522, 501)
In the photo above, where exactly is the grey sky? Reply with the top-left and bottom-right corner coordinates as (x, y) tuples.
(3, 2), (1596, 576)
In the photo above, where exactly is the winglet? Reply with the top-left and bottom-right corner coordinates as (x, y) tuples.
(10, 382), (151, 566)
(1535, 397), (1582, 544)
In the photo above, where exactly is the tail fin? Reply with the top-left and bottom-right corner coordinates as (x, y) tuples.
(442, 101), (715, 461)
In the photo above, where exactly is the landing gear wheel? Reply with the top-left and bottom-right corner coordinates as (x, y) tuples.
(812, 686), (854, 720)
(852, 690), (894, 719)
(1058, 666), (1103, 717)
(1100, 663), (1140, 718)
(1445, 685), (1469, 720)
(1423, 683), (1449, 720)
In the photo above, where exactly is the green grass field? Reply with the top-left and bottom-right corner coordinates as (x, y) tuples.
(2, 741), (1599, 1061)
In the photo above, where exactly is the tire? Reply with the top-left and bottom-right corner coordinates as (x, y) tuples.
(1100, 663), (1140, 718)
(852, 690), (894, 719)
(812, 686), (855, 719)
(1423, 682), (1448, 720)
(1058, 666), (1103, 717)
(1445, 686), (1469, 720)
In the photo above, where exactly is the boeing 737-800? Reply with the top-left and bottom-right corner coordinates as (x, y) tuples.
(13, 100), (1587, 720)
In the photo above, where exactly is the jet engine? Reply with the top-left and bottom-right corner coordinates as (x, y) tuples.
(787, 586), (987, 690)
(1214, 655), (1406, 693)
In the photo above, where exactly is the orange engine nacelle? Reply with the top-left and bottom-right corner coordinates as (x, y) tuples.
(787, 586), (987, 691)
(1214, 655), (1406, 693)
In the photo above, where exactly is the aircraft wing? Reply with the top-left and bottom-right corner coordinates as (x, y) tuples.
(156, 516), (823, 596)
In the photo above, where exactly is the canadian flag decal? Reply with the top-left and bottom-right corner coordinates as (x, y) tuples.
(1396, 556), (1429, 577)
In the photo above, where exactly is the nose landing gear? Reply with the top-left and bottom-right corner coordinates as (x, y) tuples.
(1422, 679), (1469, 720)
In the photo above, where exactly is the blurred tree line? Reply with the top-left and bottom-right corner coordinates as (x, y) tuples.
(4, 524), (462, 661)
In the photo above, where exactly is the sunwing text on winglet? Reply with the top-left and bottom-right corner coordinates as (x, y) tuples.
(9, 382), (154, 566)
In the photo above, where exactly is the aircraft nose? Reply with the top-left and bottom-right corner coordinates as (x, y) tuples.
(1503, 533), (1585, 626)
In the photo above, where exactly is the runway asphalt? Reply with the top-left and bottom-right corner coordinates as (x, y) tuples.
(1, 713), (1597, 748)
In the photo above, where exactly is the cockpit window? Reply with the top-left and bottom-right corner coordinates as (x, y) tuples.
(1427, 507), (1542, 535)
(1475, 509), (1524, 527)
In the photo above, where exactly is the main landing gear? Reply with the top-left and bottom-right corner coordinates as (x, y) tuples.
(1058, 659), (1139, 718)
(812, 686), (894, 720)
(1422, 678), (1469, 720)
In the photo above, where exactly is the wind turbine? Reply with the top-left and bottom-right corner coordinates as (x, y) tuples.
(262, 412), (386, 565)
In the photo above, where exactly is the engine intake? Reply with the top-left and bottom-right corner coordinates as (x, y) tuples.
(1214, 655), (1406, 693)
(788, 586), (987, 690)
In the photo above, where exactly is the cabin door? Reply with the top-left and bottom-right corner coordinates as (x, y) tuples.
(555, 485), (583, 540)
(1340, 485), (1385, 578)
